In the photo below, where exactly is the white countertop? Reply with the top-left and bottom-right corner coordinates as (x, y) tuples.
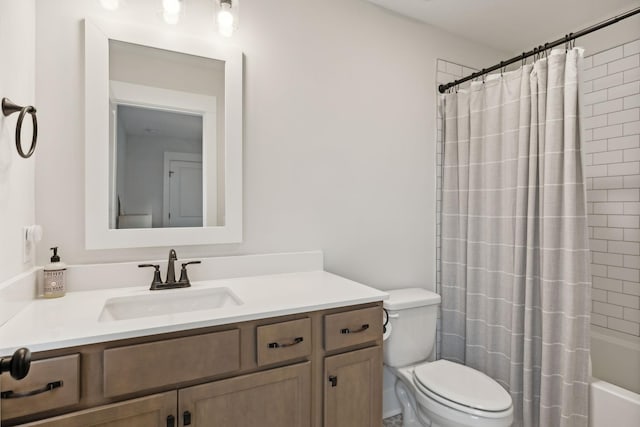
(0, 271), (388, 356)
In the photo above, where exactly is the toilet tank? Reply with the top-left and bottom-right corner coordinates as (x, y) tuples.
(383, 288), (441, 368)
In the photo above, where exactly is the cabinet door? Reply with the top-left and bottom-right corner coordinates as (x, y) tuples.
(324, 346), (382, 427)
(178, 362), (311, 427)
(19, 392), (176, 427)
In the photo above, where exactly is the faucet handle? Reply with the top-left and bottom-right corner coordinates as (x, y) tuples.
(138, 264), (163, 289)
(178, 261), (201, 285)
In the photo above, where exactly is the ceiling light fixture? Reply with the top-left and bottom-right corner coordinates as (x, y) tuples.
(99, 0), (120, 11)
(216, 0), (237, 37)
(162, 0), (183, 25)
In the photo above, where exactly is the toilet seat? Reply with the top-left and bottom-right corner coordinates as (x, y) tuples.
(412, 360), (512, 418)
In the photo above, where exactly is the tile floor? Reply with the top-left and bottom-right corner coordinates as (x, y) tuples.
(383, 414), (402, 427)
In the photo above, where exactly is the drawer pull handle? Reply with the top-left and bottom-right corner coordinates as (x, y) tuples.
(268, 337), (304, 349)
(1, 380), (63, 399)
(166, 415), (175, 427)
(340, 324), (369, 334)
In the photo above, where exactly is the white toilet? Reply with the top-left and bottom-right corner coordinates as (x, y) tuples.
(384, 288), (514, 427)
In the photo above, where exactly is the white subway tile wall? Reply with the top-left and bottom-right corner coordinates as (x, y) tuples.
(436, 39), (640, 339)
(584, 38), (640, 337)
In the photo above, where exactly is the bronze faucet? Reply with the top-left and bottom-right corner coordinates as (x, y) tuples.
(138, 249), (201, 290)
(166, 249), (178, 284)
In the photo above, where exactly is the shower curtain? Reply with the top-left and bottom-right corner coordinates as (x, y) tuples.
(439, 48), (590, 427)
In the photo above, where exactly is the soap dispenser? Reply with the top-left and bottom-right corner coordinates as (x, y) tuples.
(43, 247), (66, 298)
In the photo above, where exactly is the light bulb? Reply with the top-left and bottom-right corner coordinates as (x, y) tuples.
(162, 0), (181, 15)
(99, 0), (119, 11)
(217, 3), (234, 37)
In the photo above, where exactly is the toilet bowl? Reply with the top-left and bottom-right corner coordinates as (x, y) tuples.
(383, 288), (513, 427)
(393, 362), (513, 427)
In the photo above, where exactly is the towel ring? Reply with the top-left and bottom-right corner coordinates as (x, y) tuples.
(2, 98), (38, 159)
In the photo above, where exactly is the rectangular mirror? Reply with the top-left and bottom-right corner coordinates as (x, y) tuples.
(85, 19), (242, 248)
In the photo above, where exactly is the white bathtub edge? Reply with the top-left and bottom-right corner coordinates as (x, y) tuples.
(590, 377), (640, 427)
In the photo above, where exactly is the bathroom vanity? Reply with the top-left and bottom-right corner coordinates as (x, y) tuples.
(0, 270), (386, 427)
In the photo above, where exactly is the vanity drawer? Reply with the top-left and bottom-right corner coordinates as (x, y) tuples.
(0, 354), (80, 421)
(103, 329), (240, 398)
(324, 306), (382, 352)
(256, 318), (312, 366)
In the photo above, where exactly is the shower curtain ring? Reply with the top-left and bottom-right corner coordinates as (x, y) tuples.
(521, 52), (526, 66)
(568, 33), (574, 50)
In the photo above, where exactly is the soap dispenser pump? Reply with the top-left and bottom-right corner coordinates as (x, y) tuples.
(43, 247), (66, 298)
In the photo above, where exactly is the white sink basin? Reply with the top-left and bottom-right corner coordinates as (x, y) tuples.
(98, 287), (242, 321)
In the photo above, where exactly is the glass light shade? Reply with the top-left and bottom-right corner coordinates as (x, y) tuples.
(99, 0), (119, 11)
(217, 2), (234, 37)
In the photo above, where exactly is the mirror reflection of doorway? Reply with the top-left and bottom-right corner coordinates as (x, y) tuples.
(164, 153), (203, 227)
(113, 104), (204, 229)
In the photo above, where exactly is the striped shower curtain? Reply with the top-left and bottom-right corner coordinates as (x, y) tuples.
(439, 48), (591, 427)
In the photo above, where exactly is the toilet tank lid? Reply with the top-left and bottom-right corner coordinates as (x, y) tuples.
(383, 288), (441, 310)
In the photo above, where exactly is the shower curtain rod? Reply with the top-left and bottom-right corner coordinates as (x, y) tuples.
(438, 6), (640, 93)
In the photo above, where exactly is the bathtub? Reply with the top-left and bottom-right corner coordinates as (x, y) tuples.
(589, 326), (640, 427)
(385, 326), (640, 425)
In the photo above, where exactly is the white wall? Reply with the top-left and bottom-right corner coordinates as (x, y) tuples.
(577, 13), (640, 57)
(122, 134), (202, 228)
(0, 0), (36, 284)
(34, 0), (506, 291)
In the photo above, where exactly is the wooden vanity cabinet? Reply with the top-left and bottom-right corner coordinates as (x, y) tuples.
(0, 354), (81, 420)
(18, 392), (176, 427)
(1, 302), (382, 427)
(18, 362), (312, 427)
(179, 362), (311, 427)
(322, 306), (383, 427)
(324, 347), (382, 427)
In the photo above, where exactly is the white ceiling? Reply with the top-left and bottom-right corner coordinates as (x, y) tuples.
(119, 105), (203, 141)
(366, 0), (640, 53)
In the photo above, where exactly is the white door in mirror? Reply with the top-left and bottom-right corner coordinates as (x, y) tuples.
(167, 159), (203, 227)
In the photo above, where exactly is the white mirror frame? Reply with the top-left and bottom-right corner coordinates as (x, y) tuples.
(84, 19), (243, 249)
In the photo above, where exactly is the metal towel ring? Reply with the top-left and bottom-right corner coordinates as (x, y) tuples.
(2, 98), (38, 159)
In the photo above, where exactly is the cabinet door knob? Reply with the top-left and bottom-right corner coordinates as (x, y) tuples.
(0, 347), (31, 380)
(183, 410), (192, 425)
(328, 375), (338, 387)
